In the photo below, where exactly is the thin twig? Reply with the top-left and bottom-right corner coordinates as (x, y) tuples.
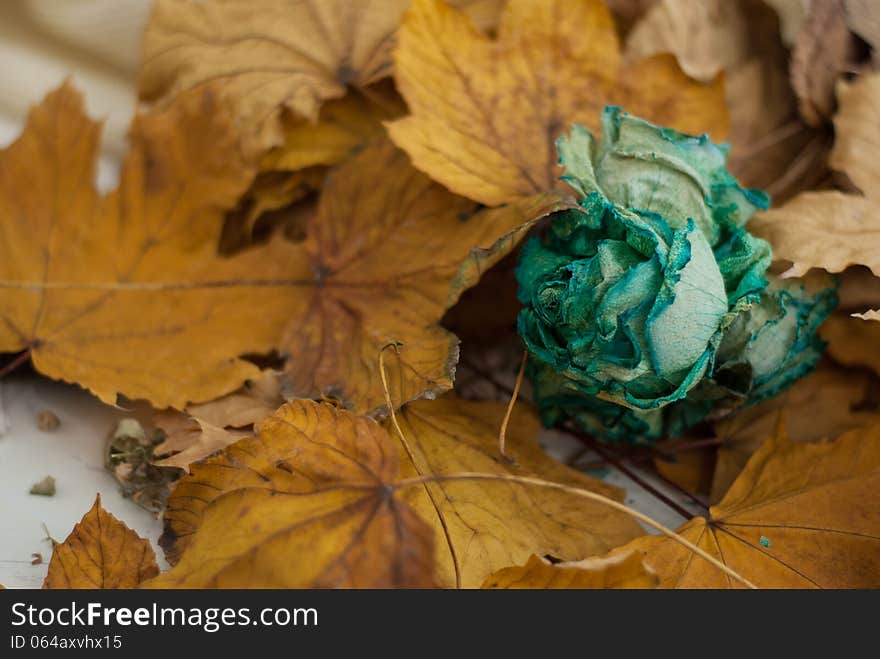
(393, 472), (758, 589)
(498, 352), (527, 460)
(379, 343), (462, 589)
(563, 423), (696, 521)
(0, 349), (31, 380)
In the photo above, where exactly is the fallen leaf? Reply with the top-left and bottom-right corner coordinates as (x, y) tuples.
(821, 313), (880, 377)
(611, 426), (880, 587)
(625, 0), (820, 200)
(482, 551), (657, 589)
(392, 396), (644, 587)
(453, 0), (507, 31)
(626, 0), (750, 83)
(140, 0), (412, 153)
(388, 0), (728, 207)
(147, 399), (437, 587)
(1, 87), (544, 412)
(156, 396), (640, 587)
(174, 370), (284, 430)
(152, 414), (250, 472)
(43, 495), (159, 589)
(790, 0), (863, 126)
(751, 73), (880, 275)
(152, 371), (285, 471)
(0, 84), (306, 408)
(262, 82), (406, 173)
(277, 138), (567, 414)
(711, 365), (880, 501)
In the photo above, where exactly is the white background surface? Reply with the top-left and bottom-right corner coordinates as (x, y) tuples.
(0, 376), (168, 588)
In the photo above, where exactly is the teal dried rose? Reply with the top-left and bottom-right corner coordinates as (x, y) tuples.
(516, 107), (837, 442)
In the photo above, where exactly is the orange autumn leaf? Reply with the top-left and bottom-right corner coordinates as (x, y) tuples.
(482, 552), (658, 589)
(388, 0), (728, 206)
(156, 395), (641, 588)
(612, 426), (880, 588)
(43, 495), (159, 589)
(0, 84), (306, 409)
(147, 399), (437, 588)
(277, 138), (568, 414)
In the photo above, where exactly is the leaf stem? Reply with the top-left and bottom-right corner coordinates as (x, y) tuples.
(563, 423), (697, 521)
(379, 343), (462, 589)
(498, 351), (527, 460)
(0, 349), (31, 380)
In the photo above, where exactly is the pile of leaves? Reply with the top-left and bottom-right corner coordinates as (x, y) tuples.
(3, 0), (880, 589)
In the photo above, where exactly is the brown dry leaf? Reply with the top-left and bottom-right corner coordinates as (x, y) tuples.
(790, 0), (863, 127)
(262, 82), (406, 173)
(626, 0), (750, 83)
(711, 365), (880, 502)
(146, 400), (436, 588)
(140, 0), (412, 154)
(387, 0), (728, 207)
(156, 395), (641, 587)
(152, 371), (284, 471)
(625, 0), (821, 200)
(0, 84), (313, 409)
(43, 495), (159, 589)
(613, 426), (880, 588)
(277, 138), (568, 415)
(822, 313), (880, 377)
(482, 552), (657, 589)
(751, 73), (880, 276)
(152, 414), (250, 472)
(392, 396), (644, 587)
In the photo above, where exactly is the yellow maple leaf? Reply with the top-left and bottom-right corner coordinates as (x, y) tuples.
(391, 395), (643, 587)
(0, 84), (304, 409)
(146, 399), (437, 588)
(154, 395), (641, 588)
(609, 425), (880, 588)
(387, 0), (728, 206)
(43, 495), (159, 589)
(0, 86), (549, 412)
(482, 552), (658, 589)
